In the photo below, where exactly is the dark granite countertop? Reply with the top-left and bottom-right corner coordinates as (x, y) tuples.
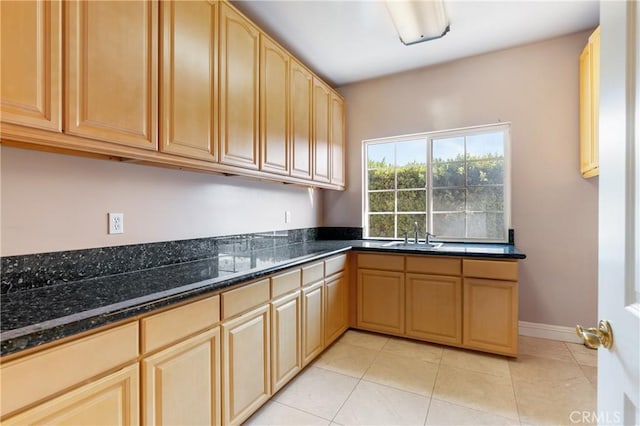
(0, 240), (525, 356)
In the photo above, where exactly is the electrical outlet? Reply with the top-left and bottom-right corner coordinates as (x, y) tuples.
(285, 211), (291, 223)
(108, 213), (124, 234)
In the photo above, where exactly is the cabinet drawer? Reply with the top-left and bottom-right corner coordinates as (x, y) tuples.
(141, 295), (220, 354)
(406, 256), (461, 276)
(463, 259), (518, 281)
(325, 254), (347, 277)
(222, 278), (270, 319)
(357, 253), (404, 271)
(0, 322), (139, 418)
(271, 269), (301, 298)
(302, 262), (324, 286)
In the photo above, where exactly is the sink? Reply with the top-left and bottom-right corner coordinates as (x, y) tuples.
(381, 241), (443, 250)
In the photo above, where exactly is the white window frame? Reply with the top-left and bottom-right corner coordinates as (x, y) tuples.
(362, 122), (512, 243)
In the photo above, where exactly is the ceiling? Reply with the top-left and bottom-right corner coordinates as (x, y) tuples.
(231, 0), (600, 87)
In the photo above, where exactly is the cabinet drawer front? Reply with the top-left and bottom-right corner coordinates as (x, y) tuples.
(406, 256), (461, 275)
(357, 253), (404, 271)
(271, 269), (301, 298)
(0, 322), (139, 418)
(463, 259), (518, 281)
(3, 364), (139, 426)
(222, 278), (270, 320)
(302, 262), (324, 286)
(141, 295), (220, 354)
(324, 254), (347, 277)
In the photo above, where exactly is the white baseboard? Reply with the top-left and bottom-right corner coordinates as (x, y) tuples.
(519, 321), (583, 344)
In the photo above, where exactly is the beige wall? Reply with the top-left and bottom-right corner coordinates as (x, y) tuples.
(1, 146), (323, 256)
(324, 31), (599, 328)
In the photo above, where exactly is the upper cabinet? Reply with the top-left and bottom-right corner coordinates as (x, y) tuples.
(0, 0), (62, 132)
(330, 94), (345, 187)
(65, 0), (158, 150)
(219, 2), (260, 170)
(0, 0), (345, 190)
(313, 78), (331, 183)
(579, 26), (600, 178)
(290, 59), (313, 180)
(160, 0), (218, 162)
(260, 35), (290, 176)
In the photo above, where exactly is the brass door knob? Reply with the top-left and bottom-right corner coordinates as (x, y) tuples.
(576, 320), (613, 349)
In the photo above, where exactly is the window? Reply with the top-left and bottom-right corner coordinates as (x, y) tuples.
(364, 123), (510, 242)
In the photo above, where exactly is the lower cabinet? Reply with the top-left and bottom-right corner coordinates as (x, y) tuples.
(463, 278), (518, 356)
(301, 280), (324, 366)
(142, 327), (221, 425)
(405, 273), (462, 345)
(3, 364), (139, 426)
(357, 269), (405, 335)
(324, 271), (349, 346)
(222, 304), (271, 425)
(355, 253), (519, 357)
(270, 290), (302, 393)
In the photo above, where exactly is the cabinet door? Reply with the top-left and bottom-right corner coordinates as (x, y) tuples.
(271, 291), (301, 393)
(3, 364), (138, 425)
(463, 278), (518, 356)
(0, 0), (61, 131)
(160, 0), (217, 161)
(142, 327), (221, 426)
(312, 77), (331, 183)
(260, 35), (290, 175)
(357, 269), (404, 335)
(329, 94), (345, 187)
(579, 27), (600, 178)
(290, 59), (313, 179)
(405, 273), (462, 345)
(222, 304), (270, 425)
(219, 2), (260, 170)
(65, 0), (158, 149)
(324, 271), (349, 345)
(302, 280), (324, 366)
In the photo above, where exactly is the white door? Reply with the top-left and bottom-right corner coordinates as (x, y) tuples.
(596, 1), (640, 424)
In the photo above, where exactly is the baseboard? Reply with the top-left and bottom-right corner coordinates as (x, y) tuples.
(519, 321), (583, 343)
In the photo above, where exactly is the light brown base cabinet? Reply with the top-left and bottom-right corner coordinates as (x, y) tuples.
(270, 290), (302, 393)
(222, 305), (271, 425)
(355, 253), (519, 357)
(0, 254), (350, 425)
(142, 328), (221, 426)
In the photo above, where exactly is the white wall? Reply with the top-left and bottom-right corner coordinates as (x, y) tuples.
(324, 31), (599, 328)
(0, 146), (323, 256)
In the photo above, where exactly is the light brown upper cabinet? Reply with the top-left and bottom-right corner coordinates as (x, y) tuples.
(330, 94), (345, 186)
(579, 26), (600, 178)
(312, 77), (331, 183)
(219, 2), (260, 170)
(260, 35), (290, 175)
(160, 0), (217, 162)
(0, 0), (62, 132)
(65, 0), (158, 150)
(290, 59), (313, 180)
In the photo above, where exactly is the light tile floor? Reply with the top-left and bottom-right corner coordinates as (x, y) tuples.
(245, 330), (597, 426)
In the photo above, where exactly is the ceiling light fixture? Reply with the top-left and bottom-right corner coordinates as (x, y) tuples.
(385, 0), (450, 46)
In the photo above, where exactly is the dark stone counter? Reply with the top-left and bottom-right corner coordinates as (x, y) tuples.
(0, 239), (525, 356)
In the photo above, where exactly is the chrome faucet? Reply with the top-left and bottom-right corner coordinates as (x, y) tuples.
(425, 232), (434, 245)
(414, 222), (419, 244)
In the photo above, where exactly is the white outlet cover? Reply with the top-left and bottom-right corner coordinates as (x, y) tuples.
(108, 213), (124, 234)
(285, 211), (291, 223)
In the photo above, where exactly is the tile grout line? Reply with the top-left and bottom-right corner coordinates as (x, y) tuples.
(423, 353), (444, 426)
(328, 345), (384, 424)
(508, 356), (525, 425)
